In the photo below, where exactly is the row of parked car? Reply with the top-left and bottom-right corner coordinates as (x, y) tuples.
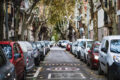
(0, 40), (55, 80)
(58, 35), (120, 80)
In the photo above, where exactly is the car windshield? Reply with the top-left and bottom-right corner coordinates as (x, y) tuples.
(110, 39), (120, 53)
(0, 44), (12, 59)
(87, 41), (93, 48)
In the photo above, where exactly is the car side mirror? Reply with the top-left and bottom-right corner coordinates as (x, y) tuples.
(101, 48), (107, 53)
(14, 53), (21, 60)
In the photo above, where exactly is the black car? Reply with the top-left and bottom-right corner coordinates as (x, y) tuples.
(0, 47), (16, 80)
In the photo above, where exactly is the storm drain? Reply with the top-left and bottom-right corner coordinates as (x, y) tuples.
(48, 73), (86, 79)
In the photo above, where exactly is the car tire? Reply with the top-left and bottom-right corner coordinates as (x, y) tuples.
(35, 58), (39, 66)
(77, 52), (80, 59)
(98, 63), (103, 75)
(79, 52), (82, 61)
(107, 65), (114, 80)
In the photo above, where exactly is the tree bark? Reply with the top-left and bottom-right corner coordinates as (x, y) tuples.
(0, 1), (4, 41)
(93, 12), (98, 41)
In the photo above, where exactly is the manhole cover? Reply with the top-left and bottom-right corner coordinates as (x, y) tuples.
(48, 73), (86, 79)
(47, 67), (80, 71)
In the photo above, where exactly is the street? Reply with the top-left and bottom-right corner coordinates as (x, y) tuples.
(26, 47), (106, 80)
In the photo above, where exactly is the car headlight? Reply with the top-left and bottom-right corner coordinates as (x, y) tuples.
(113, 56), (120, 63)
(94, 55), (99, 60)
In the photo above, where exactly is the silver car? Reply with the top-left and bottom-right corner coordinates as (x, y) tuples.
(18, 41), (35, 72)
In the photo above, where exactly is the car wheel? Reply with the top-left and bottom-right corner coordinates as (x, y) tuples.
(107, 65), (114, 80)
(77, 52), (80, 59)
(98, 63), (103, 75)
(35, 58), (39, 66)
(79, 52), (82, 61)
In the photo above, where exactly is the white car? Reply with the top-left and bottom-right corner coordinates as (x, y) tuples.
(71, 41), (78, 55)
(75, 40), (84, 59)
(80, 39), (94, 62)
(61, 40), (69, 48)
(98, 36), (120, 80)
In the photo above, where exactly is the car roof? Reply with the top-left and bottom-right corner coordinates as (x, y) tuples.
(77, 39), (93, 41)
(0, 41), (15, 44)
(103, 35), (120, 40)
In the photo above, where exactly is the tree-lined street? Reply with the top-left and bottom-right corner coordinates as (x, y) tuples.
(26, 46), (106, 80)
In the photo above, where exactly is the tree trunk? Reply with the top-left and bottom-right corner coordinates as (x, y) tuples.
(0, 1), (4, 41)
(35, 25), (42, 41)
(93, 12), (98, 41)
(14, 10), (19, 40)
(112, 13), (117, 35)
(20, 15), (27, 41)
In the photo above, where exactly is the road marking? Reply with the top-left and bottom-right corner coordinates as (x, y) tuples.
(48, 73), (51, 79)
(80, 73), (86, 79)
(33, 67), (42, 78)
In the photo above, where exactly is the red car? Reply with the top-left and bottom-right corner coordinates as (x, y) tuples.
(87, 42), (100, 69)
(0, 41), (25, 80)
(66, 42), (72, 51)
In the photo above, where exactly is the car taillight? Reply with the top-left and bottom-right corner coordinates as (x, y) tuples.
(26, 57), (29, 65)
(68, 45), (70, 48)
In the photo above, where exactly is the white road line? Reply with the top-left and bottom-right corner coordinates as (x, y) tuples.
(33, 67), (42, 78)
(48, 73), (51, 79)
(80, 73), (86, 79)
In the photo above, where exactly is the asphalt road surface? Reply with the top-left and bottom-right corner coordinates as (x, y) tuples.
(26, 46), (106, 80)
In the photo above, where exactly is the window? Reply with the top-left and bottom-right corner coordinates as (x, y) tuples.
(101, 39), (106, 51)
(0, 44), (12, 59)
(0, 51), (6, 67)
(13, 44), (19, 54)
(13, 44), (21, 55)
(110, 39), (120, 53)
(105, 40), (109, 52)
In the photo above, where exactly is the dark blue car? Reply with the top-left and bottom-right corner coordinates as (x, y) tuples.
(0, 47), (16, 80)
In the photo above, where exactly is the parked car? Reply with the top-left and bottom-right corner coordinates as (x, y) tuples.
(0, 47), (16, 80)
(30, 42), (41, 66)
(71, 41), (78, 55)
(75, 40), (84, 59)
(66, 42), (72, 51)
(0, 41), (25, 80)
(57, 40), (63, 47)
(61, 40), (70, 48)
(44, 41), (50, 53)
(49, 41), (55, 47)
(87, 42), (100, 69)
(25, 42), (40, 66)
(36, 41), (46, 60)
(18, 41), (35, 70)
(98, 36), (120, 80)
(80, 39), (94, 62)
